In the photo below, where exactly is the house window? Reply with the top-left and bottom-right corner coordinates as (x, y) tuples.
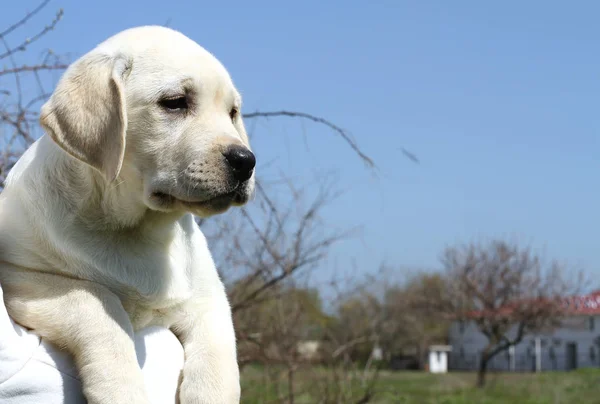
(459, 321), (465, 334)
(460, 346), (465, 359)
(590, 346), (596, 363)
(590, 317), (595, 331)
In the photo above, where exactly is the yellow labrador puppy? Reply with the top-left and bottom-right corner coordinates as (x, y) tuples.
(0, 26), (255, 404)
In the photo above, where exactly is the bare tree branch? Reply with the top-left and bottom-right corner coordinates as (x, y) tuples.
(0, 0), (51, 38)
(0, 1), (67, 189)
(0, 63), (68, 77)
(243, 110), (375, 168)
(0, 7), (63, 61)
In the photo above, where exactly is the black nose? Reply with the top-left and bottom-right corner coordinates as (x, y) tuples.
(223, 145), (256, 182)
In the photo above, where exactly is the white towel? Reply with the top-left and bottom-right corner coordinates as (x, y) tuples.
(0, 284), (184, 404)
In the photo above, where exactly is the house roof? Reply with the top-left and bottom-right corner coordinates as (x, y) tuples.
(462, 291), (600, 320)
(429, 345), (452, 352)
(560, 291), (600, 315)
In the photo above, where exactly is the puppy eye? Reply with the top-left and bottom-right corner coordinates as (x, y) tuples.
(159, 96), (188, 111)
(229, 107), (238, 121)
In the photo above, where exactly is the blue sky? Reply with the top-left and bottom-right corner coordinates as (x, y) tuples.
(2, 1), (599, 283)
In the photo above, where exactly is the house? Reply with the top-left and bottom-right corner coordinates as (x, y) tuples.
(428, 345), (452, 373)
(448, 291), (600, 372)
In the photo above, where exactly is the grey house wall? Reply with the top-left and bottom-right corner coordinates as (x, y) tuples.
(448, 315), (600, 371)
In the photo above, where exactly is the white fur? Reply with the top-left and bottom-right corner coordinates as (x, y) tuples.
(0, 26), (255, 404)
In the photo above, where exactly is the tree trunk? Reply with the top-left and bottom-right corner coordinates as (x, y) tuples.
(477, 342), (512, 387)
(477, 353), (490, 388)
(417, 341), (425, 370)
(287, 365), (295, 404)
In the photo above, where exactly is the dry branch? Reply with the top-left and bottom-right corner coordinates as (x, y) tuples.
(0, 1), (68, 189)
(243, 110), (375, 168)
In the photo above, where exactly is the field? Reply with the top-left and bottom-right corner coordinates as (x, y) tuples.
(241, 367), (600, 404)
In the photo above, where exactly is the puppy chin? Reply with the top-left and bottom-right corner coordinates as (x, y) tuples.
(143, 178), (254, 216)
(184, 194), (235, 217)
(231, 181), (255, 207)
(144, 191), (179, 212)
(185, 189), (254, 216)
(187, 204), (231, 218)
(143, 190), (232, 217)
(231, 193), (250, 207)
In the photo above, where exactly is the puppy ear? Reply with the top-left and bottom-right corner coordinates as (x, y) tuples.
(40, 53), (131, 182)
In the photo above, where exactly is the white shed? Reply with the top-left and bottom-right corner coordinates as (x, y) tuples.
(428, 345), (452, 373)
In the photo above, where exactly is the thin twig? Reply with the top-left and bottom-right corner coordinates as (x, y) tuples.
(0, 0), (51, 39)
(0, 63), (68, 77)
(0, 8), (64, 61)
(243, 110), (375, 168)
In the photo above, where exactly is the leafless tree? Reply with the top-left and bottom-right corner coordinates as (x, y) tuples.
(442, 240), (581, 387)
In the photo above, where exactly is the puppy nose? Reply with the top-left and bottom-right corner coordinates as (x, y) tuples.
(223, 145), (256, 182)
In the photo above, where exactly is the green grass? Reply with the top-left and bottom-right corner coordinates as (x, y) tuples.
(241, 367), (600, 404)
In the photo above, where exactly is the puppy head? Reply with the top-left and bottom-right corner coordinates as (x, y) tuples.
(40, 26), (255, 217)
